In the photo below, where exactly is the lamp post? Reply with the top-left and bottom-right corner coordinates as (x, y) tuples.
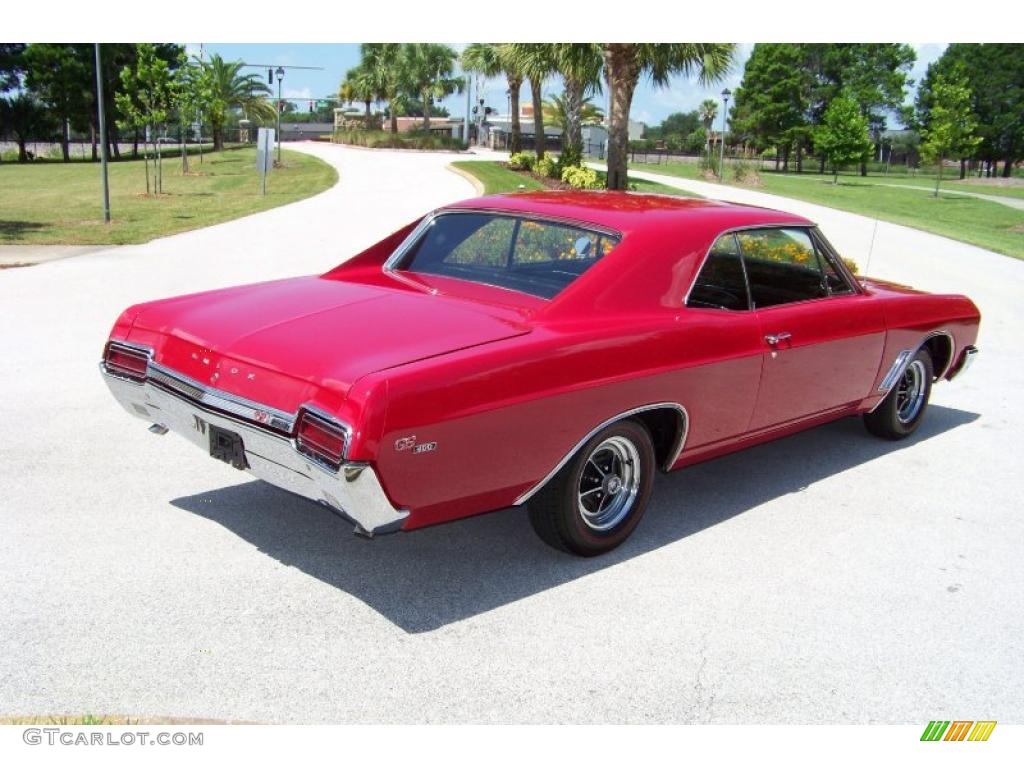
(275, 66), (284, 163)
(718, 88), (731, 181)
(93, 43), (110, 223)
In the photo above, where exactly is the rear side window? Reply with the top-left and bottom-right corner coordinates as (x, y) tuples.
(397, 212), (619, 299)
(687, 234), (750, 310)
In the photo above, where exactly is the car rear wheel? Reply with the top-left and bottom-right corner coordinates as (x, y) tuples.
(528, 419), (655, 556)
(863, 348), (934, 440)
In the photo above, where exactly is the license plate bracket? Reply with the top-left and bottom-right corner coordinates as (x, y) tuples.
(209, 425), (248, 470)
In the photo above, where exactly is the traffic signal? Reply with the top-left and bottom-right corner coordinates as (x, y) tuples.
(268, 69), (273, 85)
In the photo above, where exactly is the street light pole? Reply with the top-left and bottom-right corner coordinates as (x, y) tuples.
(93, 43), (111, 223)
(275, 67), (284, 163)
(718, 88), (731, 182)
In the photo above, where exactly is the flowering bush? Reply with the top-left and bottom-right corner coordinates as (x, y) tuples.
(560, 165), (602, 190)
(508, 152), (535, 171)
(534, 155), (559, 179)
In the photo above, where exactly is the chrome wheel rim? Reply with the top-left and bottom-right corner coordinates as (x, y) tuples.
(577, 436), (641, 532)
(896, 359), (927, 424)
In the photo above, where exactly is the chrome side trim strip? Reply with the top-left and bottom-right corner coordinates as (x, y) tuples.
(148, 361), (297, 434)
(878, 349), (913, 393)
(514, 402), (689, 507)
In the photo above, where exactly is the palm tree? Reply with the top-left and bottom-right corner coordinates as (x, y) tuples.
(542, 92), (604, 132)
(201, 53), (273, 151)
(406, 43), (462, 130)
(508, 44), (556, 159)
(601, 44), (735, 189)
(461, 43), (523, 153)
(550, 44), (603, 166)
(699, 98), (718, 156)
(340, 64), (378, 124)
(359, 43), (408, 133)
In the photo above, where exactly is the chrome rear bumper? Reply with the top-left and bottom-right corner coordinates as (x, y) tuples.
(948, 345), (979, 380)
(100, 367), (408, 536)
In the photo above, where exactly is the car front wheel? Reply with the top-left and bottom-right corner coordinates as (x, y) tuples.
(528, 419), (655, 556)
(863, 348), (934, 440)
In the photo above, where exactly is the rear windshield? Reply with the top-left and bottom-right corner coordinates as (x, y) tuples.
(394, 212), (620, 299)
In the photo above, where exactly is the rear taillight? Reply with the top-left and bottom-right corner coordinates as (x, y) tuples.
(104, 342), (149, 381)
(296, 411), (347, 470)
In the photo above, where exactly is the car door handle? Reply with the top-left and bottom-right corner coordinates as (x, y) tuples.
(765, 332), (792, 346)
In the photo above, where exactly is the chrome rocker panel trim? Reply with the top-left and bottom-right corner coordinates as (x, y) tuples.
(99, 365), (408, 536)
(514, 402), (689, 507)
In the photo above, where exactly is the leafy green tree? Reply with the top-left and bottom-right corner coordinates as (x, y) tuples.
(116, 43), (178, 194)
(731, 44), (813, 171)
(601, 44), (735, 189)
(918, 44), (1023, 178)
(359, 43), (411, 134)
(461, 44), (525, 153)
(199, 54), (273, 151)
(548, 44), (603, 167)
(815, 92), (873, 183)
(405, 44), (462, 130)
(22, 44), (93, 161)
(340, 64), (379, 123)
(919, 71), (981, 196)
(0, 93), (55, 161)
(698, 99), (718, 155)
(508, 44), (557, 160)
(0, 43), (25, 93)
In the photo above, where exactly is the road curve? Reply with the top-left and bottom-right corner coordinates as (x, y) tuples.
(0, 143), (1020, 725)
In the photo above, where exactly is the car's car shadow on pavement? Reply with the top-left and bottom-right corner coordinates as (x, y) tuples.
(172, 405), (978, 634)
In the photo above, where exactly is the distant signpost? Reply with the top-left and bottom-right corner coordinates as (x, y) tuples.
(256, 127), (275, 196)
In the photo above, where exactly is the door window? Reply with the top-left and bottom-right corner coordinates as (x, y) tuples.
(737, 228), (827, 308)
(686, 233), (750, 311)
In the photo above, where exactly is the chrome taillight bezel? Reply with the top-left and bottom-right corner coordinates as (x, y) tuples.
(294, 409), (350, 471)
(102, 341), (152, 382)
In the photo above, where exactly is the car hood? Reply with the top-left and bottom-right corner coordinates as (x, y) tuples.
(129, 276), (530, 411)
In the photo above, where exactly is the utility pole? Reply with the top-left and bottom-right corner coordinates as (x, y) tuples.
(94, 43), (111, 223)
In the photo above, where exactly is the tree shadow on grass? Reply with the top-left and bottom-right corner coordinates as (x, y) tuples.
(171, 406), (979, 634)
(0, 220), (46, 241)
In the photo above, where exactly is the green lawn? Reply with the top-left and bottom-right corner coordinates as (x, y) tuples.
(451, 160), (699, 199)
(631, 161), (1024, 259)
(0, 146), (337, 245)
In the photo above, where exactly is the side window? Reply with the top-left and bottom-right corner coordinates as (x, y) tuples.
(687, 234), (750, 310)
(737, 228), (827, 308)
(513, 220), (608, 265)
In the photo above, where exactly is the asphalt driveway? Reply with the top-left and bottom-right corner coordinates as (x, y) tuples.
(0, 143), (1021, 723)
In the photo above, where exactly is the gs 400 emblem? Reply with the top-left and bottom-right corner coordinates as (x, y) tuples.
(395, 436), (437, 454)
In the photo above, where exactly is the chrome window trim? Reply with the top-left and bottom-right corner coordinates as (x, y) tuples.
(683, 222), (825, 309)
(809, 227), (861, 296)
(514, 402), (689, 507)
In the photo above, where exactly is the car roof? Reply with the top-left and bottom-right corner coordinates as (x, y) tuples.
(438, 190), (813, 235)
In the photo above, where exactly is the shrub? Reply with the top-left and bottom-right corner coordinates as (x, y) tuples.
(508, 152), (535, 171)
(559, 144), (582, 170)
(333, 129), (466, 151)
(842, 257), (860, 274)
(534, 155), (559, 179)
(730, 160), (761, 186)
(560, 165), (602, 190)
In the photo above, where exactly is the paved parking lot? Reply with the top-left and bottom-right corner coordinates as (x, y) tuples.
(1, 142), (1021, 723)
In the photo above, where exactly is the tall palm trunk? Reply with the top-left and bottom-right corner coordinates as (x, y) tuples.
(563, 78), (584, 164)
(422, 90), (431, 130)
(389, 99), (398, 133)
(603, 45), (640, 190)
(363, 99), (371, 122)
(508, 75), (522, 154)
(530, 77), (545, 159)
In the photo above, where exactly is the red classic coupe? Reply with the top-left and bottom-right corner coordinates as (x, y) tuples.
(101, 192), (980, 556)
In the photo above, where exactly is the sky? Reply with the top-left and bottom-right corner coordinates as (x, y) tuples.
(189, 43), (948, 128)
